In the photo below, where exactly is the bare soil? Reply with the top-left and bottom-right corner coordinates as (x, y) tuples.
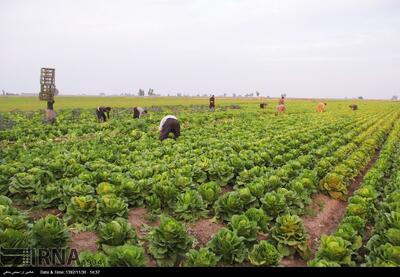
(128, 207), (159, 267)
(187, 218), (226, 247)
(128, 207), (160, 239)
(30, 208), (64, 220)
(220, 185), (234, 195)
(70, 231), (99, 254)
(14, 205), (63, 221)
(303, 193), (345, 252)
(280, 256), (309, 267)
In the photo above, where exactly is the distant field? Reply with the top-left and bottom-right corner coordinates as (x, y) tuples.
(0, 96), (262, 111)
(0, 96), (394, 112)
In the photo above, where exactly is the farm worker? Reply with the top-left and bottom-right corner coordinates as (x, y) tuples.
(349, 104), (358, 111)
(275, 104), (286, 115)
(209, 95), (215, 111)
(133, 106), (148, 119)
(46, 99), (56, 124)
(159, 115), (180, 141)
(96, 106), (111, 122)
(316, 102), (327, 112)
(278, 96), (285, 105)
(260, 97), (267, 109)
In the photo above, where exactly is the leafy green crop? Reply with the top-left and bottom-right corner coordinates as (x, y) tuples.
(96, 182), (116, 196)
(9, 173), (37, 204)
(248, 241), (282, 266)
(214, 192), (244, 221)
(261, 190), (287, 218)
(148, 216), (193, 266)
(271, 214), (311, 259)
(98, 195), (128, 222)
(97, 218), (138, 248)
(174, 190), (207, 221)
(319, 173), (347, 200)
(104, 244), (147, 267)
(198, 181), (221, 208)
(312, 235), (355, 266)
(76, 251), (109, 267)
(334, 223), (362, 251)
(244, 207), (271, 233)
(31, 215), (70, 249)
(308, 259), (341, 267)
(0, 228), (31, 248)
(229, 214), (258, 243)
(207, 228), (247, 264)
(366, 242), (400, 266)
(183, 248), (220, 267)
(65, 195), (98, 228)
(118, 179), (146, 207)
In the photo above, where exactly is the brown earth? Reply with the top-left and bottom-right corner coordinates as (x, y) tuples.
(29, 208), (64, 221)
(220, 185), (234, 195)
(128, 207), (160, 239)
(187, 218), (226, 247)
(13, 205), (63, 221)
(128, 207), (160, 267)
(70, 231), (99, 254)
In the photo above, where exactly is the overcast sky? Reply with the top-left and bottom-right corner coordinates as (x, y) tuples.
(1, 0), (399, 98)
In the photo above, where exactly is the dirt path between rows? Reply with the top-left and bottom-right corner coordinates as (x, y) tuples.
(70, 231), (99, 254)
(128, 207), (159, 267)
(281, 149), (381, 267)
(187, 218), (226, 247)
(13, 205), (63, 221)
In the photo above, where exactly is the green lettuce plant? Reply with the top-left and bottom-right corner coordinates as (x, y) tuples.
(148, 216), (193, 266)
(76, 251), (109, 267)
(248, 241), (282, 266)
(31, 215), (70, 248)
(207, 228), (247, 264)
(228, 214), (259, 243)
(174, 190), (207, 221)
(271, 214), (311, 259)
(182, 248), (220, 267)
(97, 218), (138, 248)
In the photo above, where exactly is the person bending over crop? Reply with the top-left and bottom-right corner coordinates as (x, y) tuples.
(133, 106), (148, 119)
(159, 115), (180, 141)
(316, 102), (327, 112)
(278, 96), (285, 105)
(209, 95), (215, 111)
(275, 104), (286, 115)
(349, 104), (358, 111)
(96, 106), (111, 122)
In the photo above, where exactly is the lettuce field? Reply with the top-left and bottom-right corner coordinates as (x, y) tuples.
(1, 98), (399, 267)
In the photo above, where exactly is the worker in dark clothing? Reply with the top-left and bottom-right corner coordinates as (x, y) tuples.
(46, 99), (56, 124)
(133, 106), (148, 119)
(47, 100), (55, 110)
(349, 104), (358, 111)
(209, 95), (215, 111)
(159, 115), (180, 141)
(96, 106), (111, 122)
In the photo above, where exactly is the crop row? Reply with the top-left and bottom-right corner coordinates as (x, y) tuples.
(309, 119), (400, 266)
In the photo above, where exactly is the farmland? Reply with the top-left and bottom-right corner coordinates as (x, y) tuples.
(0, 98), (399, 267)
